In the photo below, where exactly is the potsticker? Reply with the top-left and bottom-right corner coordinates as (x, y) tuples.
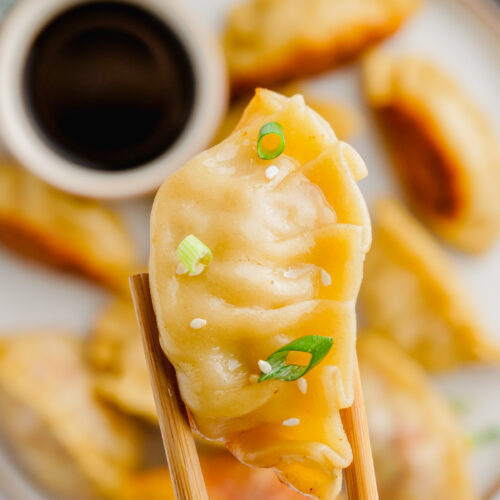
(364, 52), (500, 253)
(150, 89), (371, 499)
(0, 332), (141, 499)
(359, 332), (477, 500)
(0, 164), (137, 291)
(224, 0), (421, 95)
(361, 198), (500, 371)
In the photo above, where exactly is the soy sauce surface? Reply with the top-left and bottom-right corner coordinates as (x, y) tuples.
(24, 2), (196, 171)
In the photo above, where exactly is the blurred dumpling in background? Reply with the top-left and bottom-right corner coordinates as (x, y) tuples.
(0, 164), (138, 292)
(358, 332), (477, 500)
(88, 298), (157, 423)
(213, 83), (363, 144)
(360, 198), (500, 371)
(150, 89), (371, 499)
(224, 0), (421, 95)
(364, 52), (500, 253)
(0, 332), (141, 499)
(120, 450), (309, 500)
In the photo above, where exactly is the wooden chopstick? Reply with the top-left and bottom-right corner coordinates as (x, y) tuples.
(131, 272), (377, 500)
(130, 273), (208, 500)
(341, 355), (379, 500)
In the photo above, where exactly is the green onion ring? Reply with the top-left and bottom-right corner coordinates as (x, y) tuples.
(176, 235), (212, 276)
(257, 121), (285, 160)
(258, 335), (333, 382)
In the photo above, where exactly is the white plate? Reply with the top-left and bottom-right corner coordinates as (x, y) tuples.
(1, 0), (500, 498)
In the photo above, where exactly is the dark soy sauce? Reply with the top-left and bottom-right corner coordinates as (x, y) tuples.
(23, 2), (196, 171)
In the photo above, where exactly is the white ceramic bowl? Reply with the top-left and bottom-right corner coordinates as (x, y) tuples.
(0, 0), (227, 199)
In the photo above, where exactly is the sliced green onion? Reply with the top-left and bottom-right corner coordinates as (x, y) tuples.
(257, 121), (285, 160)
(258, 335), (333, 382)
(176, 235), (212, 276)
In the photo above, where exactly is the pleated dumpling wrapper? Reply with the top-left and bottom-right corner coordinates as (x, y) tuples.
(0, 332), (140, 499)
(89, 298), (157, 422)
(364, 52), (500, 253)
(224, 0), (421, 95)
(359, 332), (476, 500)
(150, 89), (371, 499)
(360, 198), (500, 371)
(0, 163), (137, 292)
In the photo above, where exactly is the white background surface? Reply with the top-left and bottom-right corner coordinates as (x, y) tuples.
(1, 0), (500, 498)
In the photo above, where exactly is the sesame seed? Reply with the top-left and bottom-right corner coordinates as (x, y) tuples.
(321, 269), (332, 287)
(282, 418), (300, 427)
(176, 263), (188, 275)
(297, 378), (308, 394)
(258, 359), (273, 374)
(265, 165), (279, 180)
(190, 318), (207, 329)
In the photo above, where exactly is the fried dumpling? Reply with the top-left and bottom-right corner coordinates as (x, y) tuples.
(0, 163), (137, 291)
(360, 198), (500, 371)
(359, 332), (476, 500)
(150, 89), (371, 499)
(364, 52), (500, 253)
(224, 0), (421, 95)
(89, 298), (157, 422)
(0, 332), (141, 499)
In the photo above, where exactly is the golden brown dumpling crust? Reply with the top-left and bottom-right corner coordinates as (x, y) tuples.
(224, 0), (420, 95)
(364, 52), (500, 253)
(150, 89), (371, 499)
(0, 164), (137, 292)
(360, 198), (500, 371)
(358, 332), (476, 500)
(0, 332), (141, 497)
(88, 299), (157, 423)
